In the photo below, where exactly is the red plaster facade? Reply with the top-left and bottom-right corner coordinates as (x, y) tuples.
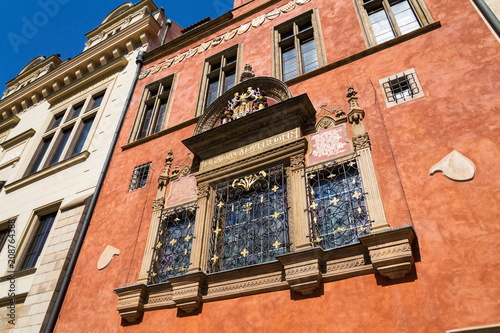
(54, 0), (500, 332)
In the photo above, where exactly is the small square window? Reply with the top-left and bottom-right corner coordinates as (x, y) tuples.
(129, 162), (152, 191)
(379, 68), (424, 107)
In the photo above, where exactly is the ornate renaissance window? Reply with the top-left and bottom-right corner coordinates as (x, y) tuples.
(273, 11), (324, 81)
(207, 165), (289, 273)
(196, 45), (240, 116)
(24, 90), (106, 176)
(131, 77), (175, 141)
(354, 0), (433, 46)
(306, 154), (371, 250)
(148, 202), (197, 284)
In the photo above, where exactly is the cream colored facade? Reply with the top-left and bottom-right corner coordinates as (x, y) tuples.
(0, 1), (171, 331)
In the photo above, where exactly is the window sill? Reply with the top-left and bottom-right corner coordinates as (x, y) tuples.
(285, 21), (442, 87)
(115, 226), (416, 322)
(0, 268), (37, 282)
(4, 151), (90, 193)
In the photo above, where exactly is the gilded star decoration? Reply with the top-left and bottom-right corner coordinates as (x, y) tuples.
(243, 202), (253, 213)
(272, 211), (282, 219)
(211, 254), (219, 263)
(240, 248), (249, 257)
(155, 242), (162, 249)
(314, 237), (323, 243)
(352, 191), (361, 199)
(169, 239), (177, 246)
(272, 240), (282, 249)
(214, 227), (221, 235)
(310, 201), (318, 210)
(331, 197), (340, 205)
(217, 201), (225, 208)
(184, 234), (192, 242)
(272, 185), (280, 192)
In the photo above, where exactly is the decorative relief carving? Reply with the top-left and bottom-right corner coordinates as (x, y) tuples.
(207, 275), (283, 295)
(290, 154), (305, 169)
(352, 132), (371, 151)
(240, 63), (255, 82)
(346, 86), (365, 125)
(197, 184), (210, 198)
(139, 0), (315, 80)
(326, 258), (365, 272)
(152, 197), (165, 211)
(369, 243), (412, 260)
(115, 285), (148, 323)
(429, 150), (475, 181)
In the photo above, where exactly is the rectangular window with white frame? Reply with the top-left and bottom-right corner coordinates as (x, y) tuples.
(196, 45), (240, 116)
(273, 10), (325, 81)
(131, 76), (175, 141)
(354, 0), (433, 46)
(24, 89), (106, 176)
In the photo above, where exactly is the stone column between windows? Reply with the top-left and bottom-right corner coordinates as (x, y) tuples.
(137, 198), (165, 283)
(287, 153), (312, 251)
(356, 147), (390, 232)
(188, 183), (212, 273)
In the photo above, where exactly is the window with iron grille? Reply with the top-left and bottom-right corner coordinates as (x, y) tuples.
(379, 68), (424, 107)
(129, 162), (151, 191)
(207, 165), (289, 273)
(19, 212), (57, 270)
(355, 0), (433, 46)
(148, 202), (197, 284)
(197, 46), (239, 115)
(275, 12), (322, 81)
(134, 77), (174, 140)
(25, 90), (105, 176)
(306, 154), (371, 250)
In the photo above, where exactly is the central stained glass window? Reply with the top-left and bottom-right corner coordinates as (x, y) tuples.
(208, 165), (289, 273)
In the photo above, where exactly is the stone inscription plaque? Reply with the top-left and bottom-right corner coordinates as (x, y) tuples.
(309, 125), (351, 164)
(166, 175), (197, 207)
(200, 128), (300, 170)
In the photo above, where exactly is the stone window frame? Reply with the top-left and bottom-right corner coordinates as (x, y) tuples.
(272, 9), (326, 81)
(14, 201), (61, 274)
(378, 68), (425, 108)
(129, 74), (178, 142)
(23, 87), (108, 177)
(195, 44), (242, 117)
(353, 0), (434, 47)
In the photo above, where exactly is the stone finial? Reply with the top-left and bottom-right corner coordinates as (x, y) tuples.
(346, 86), (365, 125)
(240, 64), (255, 82)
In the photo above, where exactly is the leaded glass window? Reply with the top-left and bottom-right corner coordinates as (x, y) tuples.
(306, 154), (371, 250)
(208, 165), (289, 273)
(148, 202), (197, 284)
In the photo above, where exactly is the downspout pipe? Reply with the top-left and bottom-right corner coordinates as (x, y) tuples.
(161, 18), (173, 45)
(472, 0), (500, 37)
(44, 51), (145, 333)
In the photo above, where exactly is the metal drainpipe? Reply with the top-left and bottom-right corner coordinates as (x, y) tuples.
(44, 51), (145, 333)
(161, 18), (173, 45)
(473, 0), (500, 37)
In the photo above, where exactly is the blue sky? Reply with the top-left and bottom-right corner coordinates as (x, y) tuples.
(0, 0), (233, 90)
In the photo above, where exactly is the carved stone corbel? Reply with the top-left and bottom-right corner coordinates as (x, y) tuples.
(114, 284), (148, 322)
(360, 226), (416, 279)
(352, 132), (371, 151)
(346, 86), (365, 125)
(169, 272), (206, 313)
(277, 248), (324, 295)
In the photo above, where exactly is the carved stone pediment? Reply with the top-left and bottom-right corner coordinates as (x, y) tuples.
(183, 94), (316, 160)
(194, 76), (293, 135)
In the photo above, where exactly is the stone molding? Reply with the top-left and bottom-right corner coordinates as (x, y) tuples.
(115, 226), (417, 321)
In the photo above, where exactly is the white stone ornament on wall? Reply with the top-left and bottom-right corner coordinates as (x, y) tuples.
(429, 150), (476, 181)
(97, 245), (120, 270)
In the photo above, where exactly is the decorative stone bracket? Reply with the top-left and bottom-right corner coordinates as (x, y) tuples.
(114, 284), (148, 323)
(277, 248), (324, 295)
(115, 227), (417, 322)
(169, 272), (206, 313)
(360, 226), (416, 279)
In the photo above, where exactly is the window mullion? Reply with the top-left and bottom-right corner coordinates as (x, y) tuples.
(383, 0), (403, 36)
